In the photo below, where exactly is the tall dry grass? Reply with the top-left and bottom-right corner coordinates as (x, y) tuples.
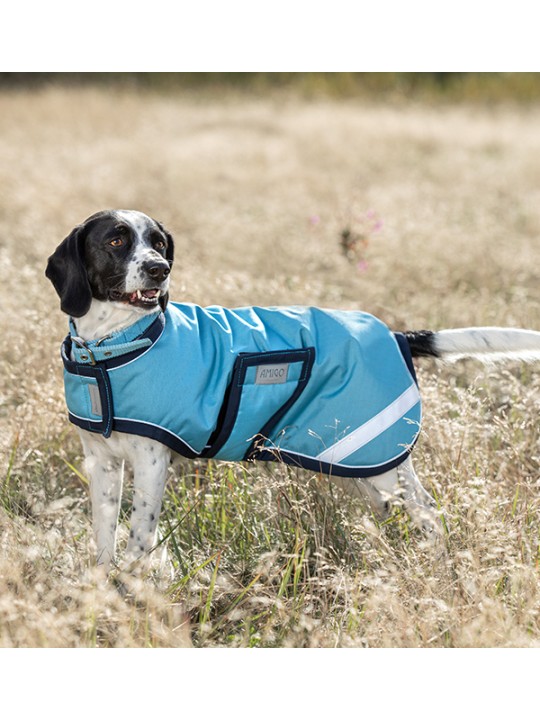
(0, 86), (539, 647)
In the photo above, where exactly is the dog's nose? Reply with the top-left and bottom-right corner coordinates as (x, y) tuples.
(143, 261), (170, 283)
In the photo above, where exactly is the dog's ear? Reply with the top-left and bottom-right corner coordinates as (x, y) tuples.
(45, 223), (93, 318)
(154, 219), (175, 312)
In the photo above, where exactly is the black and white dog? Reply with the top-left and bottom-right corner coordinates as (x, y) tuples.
(46, 210), (540, 572)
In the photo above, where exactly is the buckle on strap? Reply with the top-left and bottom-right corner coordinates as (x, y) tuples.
(71, 336), (97, 365)
(70, 334), (153, 365)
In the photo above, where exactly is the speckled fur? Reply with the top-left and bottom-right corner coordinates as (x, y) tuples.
(79, 429), (171, 570)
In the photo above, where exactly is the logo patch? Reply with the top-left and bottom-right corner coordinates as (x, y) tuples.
(255, 363), (290, 385)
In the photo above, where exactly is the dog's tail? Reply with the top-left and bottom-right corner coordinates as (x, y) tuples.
(404, 327), (540, 362)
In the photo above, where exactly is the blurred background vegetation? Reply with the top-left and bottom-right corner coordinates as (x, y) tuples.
(2, 72), (540, 103)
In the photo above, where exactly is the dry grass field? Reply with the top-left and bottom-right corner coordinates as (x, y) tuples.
(0, 85), (539, 647)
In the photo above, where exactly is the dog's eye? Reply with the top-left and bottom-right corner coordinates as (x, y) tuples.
(154, 240), (165, 250)
(109, 238), (124, 247)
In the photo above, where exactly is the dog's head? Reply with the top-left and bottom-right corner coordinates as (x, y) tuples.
(46, 210), (175, 317)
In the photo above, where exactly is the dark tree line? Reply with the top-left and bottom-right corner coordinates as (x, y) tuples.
(1, 73), (539, 101)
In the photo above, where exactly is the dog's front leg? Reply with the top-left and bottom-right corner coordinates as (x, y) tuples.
(124, 439), (171, 569)
(80, 432), (125, 572)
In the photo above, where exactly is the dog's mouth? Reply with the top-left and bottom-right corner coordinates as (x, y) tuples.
(109, 288), (162, 308)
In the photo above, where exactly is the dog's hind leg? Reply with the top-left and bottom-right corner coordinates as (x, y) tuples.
(331, 472), (396, 520)
(395, 457), (441, 533)
(332, 458), (442, 535)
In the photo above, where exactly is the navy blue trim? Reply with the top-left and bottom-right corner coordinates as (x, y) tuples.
(394, 332), (418, 386)
(112, 419), (199, 459)
(244, 348), (315, 460)
(252, 444), (416, 478)
(68, 414), (199, 458)
(68, 413), (199, 460)
(203, 347), (315, 459)
(65, 364), (114, 437)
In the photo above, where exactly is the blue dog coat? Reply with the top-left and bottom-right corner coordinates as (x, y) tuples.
(61, 303), (421, 478)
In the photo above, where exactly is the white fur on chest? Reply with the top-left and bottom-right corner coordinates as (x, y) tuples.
(73, 299), (158, 341)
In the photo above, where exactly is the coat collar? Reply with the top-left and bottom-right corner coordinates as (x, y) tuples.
(66, 311), (165, 366)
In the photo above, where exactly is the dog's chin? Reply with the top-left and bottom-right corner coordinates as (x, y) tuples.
(109, 288), (162, 311)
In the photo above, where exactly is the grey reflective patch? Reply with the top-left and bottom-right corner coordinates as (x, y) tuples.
(255, 363), (290, 385)
(89, 384), (102, 417)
